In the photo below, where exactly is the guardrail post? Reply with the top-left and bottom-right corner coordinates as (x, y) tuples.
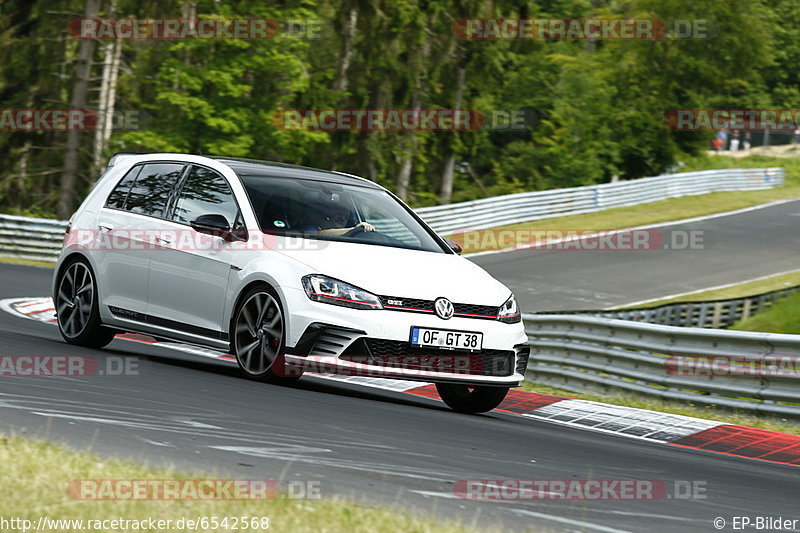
(710, 302), (722, 328)
(740, 299), (752, 321)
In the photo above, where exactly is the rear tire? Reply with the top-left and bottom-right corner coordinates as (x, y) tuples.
(435, 383), (509, 414)
(54, 257), (116, 349)
(231, 285), (301, 384)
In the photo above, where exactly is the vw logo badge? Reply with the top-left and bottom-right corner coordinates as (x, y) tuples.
(434, 297), (454, 320)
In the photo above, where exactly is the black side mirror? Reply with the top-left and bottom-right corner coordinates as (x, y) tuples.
(190, 214), (232, 240)
(443, 237), (463, 255)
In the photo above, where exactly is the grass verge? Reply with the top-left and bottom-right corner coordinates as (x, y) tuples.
(615, 270), (800, 308)
(0, 435), (491, 533)
(0, 256), (55, 269)
(455, 154), (800, 254)
(519, 382), (800, 435)
(731, 292), (800, 335)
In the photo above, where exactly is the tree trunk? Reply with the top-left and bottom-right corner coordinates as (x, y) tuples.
(333, 7), (358, 92)
(92, 38), (121, 176)
(395, 139), (417, 202)
(438, 64), (466, 204)
(395, 96), (421, 201)
(93, 0), (118, 174)
(57, 0), (101, 219)
(103, 41), (122, 147)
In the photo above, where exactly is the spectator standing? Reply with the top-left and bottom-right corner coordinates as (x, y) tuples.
(729, 130), (740, 151)
(716, 128), (729, 150)
(743, 132), (752, 151)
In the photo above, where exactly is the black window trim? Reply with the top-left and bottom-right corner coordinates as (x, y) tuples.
(104, 164), (143, 212)
(103, 160), (189, 222)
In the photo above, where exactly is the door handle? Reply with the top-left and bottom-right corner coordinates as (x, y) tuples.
(98, 224), (113, 232)
(155, 236), (172, 244)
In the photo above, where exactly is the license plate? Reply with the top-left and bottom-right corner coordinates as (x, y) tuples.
(410, 327), (483, 351)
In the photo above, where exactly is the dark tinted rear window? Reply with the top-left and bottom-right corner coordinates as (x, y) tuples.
(105, 165), (142, 210)
(125, 163), (185, 217)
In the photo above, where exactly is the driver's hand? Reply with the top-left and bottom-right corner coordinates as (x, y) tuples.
(358, 222), (376, 232)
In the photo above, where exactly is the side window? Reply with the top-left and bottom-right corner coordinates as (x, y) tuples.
(172, 166), (239, 226)
(105, 165), (142, 209)
(125, 163), (185, 218)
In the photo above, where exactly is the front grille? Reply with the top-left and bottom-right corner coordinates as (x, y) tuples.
(453, 302), (499, 318)
(379, 296), (434, 313)
(379, 295), (499, 320)
(340, 338), (514, 377)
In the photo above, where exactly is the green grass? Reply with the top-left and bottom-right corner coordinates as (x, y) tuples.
(454, 154), (800, 253)
(615, 270), (800, 308)
(0, 435), (501, 533)
(0, 256), (55, 268)
(731, 292), (800, 335)
(519, 382), (800, 435)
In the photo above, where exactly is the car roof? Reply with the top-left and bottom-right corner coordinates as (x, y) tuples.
(210, 157), (383, 190)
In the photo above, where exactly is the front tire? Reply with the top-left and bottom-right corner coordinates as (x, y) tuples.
(435, 383), (509, 414)
(231, 285), (301, 384)
(54, 257), (116, 348)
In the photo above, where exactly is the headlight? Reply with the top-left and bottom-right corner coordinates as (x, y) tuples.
(302, 274), (383, 310)
(497, 294), (521, 323)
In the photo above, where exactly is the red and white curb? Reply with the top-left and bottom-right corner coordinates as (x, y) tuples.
(3, 296), (799, 468)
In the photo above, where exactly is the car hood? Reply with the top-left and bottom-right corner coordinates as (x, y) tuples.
(277, 239), (510, 304)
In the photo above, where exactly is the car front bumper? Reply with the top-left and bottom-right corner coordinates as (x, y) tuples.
(281, 287), (529, 386)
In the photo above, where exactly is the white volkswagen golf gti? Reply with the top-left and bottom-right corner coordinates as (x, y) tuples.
(53, 154), (529, 413)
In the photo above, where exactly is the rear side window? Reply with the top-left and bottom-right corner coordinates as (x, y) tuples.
(125, 163), (185, 217)
(172, 166), (239, 226)
(105, 165), (142, 209)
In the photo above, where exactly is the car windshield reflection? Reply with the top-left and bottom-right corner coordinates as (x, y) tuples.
(239, 175), (445, 253)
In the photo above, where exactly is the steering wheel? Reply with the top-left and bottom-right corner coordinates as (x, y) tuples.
(344, 224), (366, 237)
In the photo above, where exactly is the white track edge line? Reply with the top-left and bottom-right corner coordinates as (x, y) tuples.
(464, 198), (799, 258)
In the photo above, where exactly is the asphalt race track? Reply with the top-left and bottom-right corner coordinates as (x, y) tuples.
(473, 199), (800, 311)
(1, 255), (799, 531)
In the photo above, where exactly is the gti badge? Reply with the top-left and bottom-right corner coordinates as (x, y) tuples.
(434, 297), (454, 320)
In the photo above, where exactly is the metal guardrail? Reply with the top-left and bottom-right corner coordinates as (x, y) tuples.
(0, 214), (67, 262)
(416, 167), (785, 234)
(525, 314), (800, 418)
(0, 167), (786, 261)
(548, 283), (800, 329)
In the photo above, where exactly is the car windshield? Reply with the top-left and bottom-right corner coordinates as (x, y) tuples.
(239, 175), (446, 253)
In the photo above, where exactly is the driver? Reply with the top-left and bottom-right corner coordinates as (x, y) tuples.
(317, 199), (375, 236)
